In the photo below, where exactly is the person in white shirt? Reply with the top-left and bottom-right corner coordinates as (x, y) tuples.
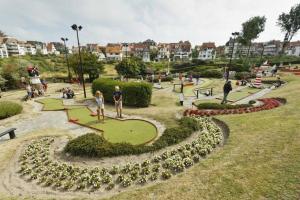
(95, 91), (105, 121)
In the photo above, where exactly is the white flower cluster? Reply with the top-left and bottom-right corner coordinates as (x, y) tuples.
(18, 117), (223, 191)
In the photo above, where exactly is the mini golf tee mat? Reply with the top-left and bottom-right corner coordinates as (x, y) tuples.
(36, 98), (158, 145)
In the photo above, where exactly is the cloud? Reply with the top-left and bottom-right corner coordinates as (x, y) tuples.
(0, 0), (299, 46)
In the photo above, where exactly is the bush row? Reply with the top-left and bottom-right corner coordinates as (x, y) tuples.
(64, 117), (201, 158)
(0, 101), (23, 119)
(92, 78), (152, 107)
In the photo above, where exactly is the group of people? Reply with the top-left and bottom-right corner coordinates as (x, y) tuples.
(94, 86), (123, 122)
(62, 87), (75, 99)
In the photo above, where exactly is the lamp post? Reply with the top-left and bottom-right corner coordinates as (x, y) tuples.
(227, 32), (239, 81)
(61, 37), (71, 83)
(71, 24), (86, 98)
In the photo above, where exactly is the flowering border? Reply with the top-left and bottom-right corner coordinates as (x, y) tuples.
(184, 98), (286, 117)
(17, 117), (225, 192)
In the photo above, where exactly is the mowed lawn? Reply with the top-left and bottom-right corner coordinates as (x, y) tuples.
(105, 74), (300, 199)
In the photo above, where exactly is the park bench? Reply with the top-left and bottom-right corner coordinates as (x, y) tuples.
(0, 128), (17, 139)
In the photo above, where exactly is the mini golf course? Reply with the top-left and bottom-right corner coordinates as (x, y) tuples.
(36, 98), (158, 145)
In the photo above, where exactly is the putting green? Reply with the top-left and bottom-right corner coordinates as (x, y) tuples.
(36, 98), (65, 110)
(37, 98), (158, 145)
(227, 87), (261, 102)
(67, 107), (157, 145)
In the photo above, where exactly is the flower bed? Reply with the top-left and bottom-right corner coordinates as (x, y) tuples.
(17, 117), (224, 192)
(184, 98), (286, 117)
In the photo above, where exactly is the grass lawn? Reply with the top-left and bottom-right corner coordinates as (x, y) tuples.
(67, 107), (157, 145)
(105, 74), (300, 200)
(36, 98), (65, 110)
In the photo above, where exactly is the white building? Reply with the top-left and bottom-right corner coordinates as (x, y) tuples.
(0, 44), (8, 58)
(105, 44), (123, 61)
(47, 43), (60, 55)
(198, 42), (216, 60)
(285, 41), (300, 56)
(173, 48), (190, 61)
(157, 43), (170, 60)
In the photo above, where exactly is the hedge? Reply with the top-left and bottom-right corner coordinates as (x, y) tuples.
(196, 102), (251, 110)
(92, 78), (152, 107)
(0, 101), (23, 119)
(64, 117), (200, 158)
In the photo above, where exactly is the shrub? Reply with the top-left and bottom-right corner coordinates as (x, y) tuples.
(196, 102), (251, 110)
(199, 70), (222, 78)
(0, 101), (23, 119)
(92, 78), (152, 107)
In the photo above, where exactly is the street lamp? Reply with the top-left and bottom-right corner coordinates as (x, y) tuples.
(71, 24), (86, 98)
(227, 32), (239, 81)
(61, 37), (71, 83)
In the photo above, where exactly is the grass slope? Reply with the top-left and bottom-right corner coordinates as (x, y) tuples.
(105, 74), (300, 200)
(67, 107), (157, 145)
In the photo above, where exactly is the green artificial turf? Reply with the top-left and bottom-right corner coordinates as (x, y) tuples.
(227, 87), (261, 102)
(36, 98), (65, 110)
(67, 107), (158, 145)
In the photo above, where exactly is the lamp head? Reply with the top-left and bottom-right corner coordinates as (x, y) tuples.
(78, 25), (82, 31)
(71, 24), (77, 30)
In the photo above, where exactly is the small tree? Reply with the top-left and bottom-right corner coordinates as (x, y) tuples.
(277, 3), (300, 54)
(115, 57), (146, 78)
(1, 64), (19, 89)
(240, 16), (266, 61)
(69, 52), (104, 82)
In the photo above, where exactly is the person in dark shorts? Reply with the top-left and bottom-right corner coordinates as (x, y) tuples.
(113, 86), (123, 118)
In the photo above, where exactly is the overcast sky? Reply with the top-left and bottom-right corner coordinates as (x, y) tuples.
(0, 0), (299, 47)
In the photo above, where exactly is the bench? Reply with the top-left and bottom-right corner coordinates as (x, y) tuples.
(0, 128), (17, 139)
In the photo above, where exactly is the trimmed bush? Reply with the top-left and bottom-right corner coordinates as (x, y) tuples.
(199, 70), (222, 78)
(196, 102), (251, 110)
(92, 78), (152, 107)
(64, 116), (200, 158)
(0, 101), (23, 119)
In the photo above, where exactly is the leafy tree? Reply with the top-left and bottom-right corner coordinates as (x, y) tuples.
(0, 30), (6, 37)
(240, 16), (266, 61)
(150, 49), (158, 61)
(115, 57), (146, 77)
(191, 48), (199, 59)
(277, 3), (300, 53)
(69, 52), (104, 82)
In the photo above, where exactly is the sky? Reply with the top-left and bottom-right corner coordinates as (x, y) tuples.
(0, 0), (299, 47)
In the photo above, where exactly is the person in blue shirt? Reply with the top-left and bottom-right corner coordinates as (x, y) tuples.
(113, 86), (123, 118)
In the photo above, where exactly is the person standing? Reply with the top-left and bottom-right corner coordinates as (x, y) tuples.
(179, 92), (184, 106)
(113, 86), (123, 118)
(26, 84), (32, 101)
(221, 81), (232, 104)
(95, 91), (105, 121)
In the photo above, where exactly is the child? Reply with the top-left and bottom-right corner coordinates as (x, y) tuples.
(95, 91), (105, 121)
(179, 92), (184, 106)
(113, 86), (123, 118)
(26, 84), (32, 101)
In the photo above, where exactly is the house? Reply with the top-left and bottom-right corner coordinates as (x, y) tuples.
(24, 44), (37, 55)
(2, 37), (26, 56)
(172, 41), (192, 61)
(130, 43), (150, 62)
(263, 40), (282, 56)
(105, 43), (123, 61)
(216, 46), (225, 57)
(157, 43), (170, 60)
(0, 37), (9, 58)
(27, 41), (48, 55)
(198, 42), (216, 60)
(47, 43), (60, 55)
(285, 41), (300, 56)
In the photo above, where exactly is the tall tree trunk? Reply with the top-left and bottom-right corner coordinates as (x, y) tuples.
(243, 43), (251, 65)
